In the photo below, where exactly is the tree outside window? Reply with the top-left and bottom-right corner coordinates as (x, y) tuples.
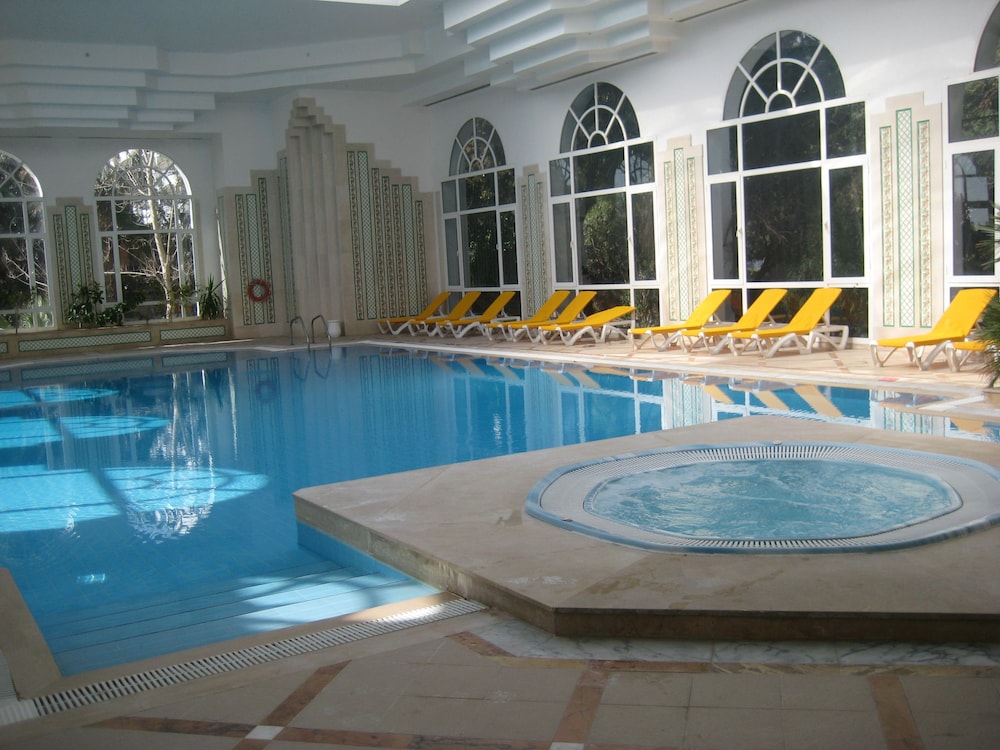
(95, 149), (196, 321)
(550, 82), (657, 325)
(0, 151), (51, 331)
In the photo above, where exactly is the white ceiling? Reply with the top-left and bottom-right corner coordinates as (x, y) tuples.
(0, 0), (749, 133)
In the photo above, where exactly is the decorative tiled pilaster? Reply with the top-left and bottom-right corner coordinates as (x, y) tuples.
(51, 200), (94, 325)
(520, 169), (548, 315)
(662, 137), (705, 323)
(873, 95), (942, 333)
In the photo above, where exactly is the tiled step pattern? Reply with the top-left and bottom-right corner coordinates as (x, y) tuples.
(39, 559), (437, 675)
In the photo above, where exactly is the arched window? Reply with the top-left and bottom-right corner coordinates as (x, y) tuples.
(441, 118), (518, 313)
(708, 31), (868, 335)
(0, 151), (52, 330)
(95, 149), (196, 321)
(947, 3), (1000, 290)
(549, 82), (656, 324)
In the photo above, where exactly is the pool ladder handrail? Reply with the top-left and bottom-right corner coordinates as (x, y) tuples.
(289, 315), (310, 348)
(310, 314), (333, 348)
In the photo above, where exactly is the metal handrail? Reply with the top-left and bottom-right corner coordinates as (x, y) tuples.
(289, 315), (309, 347)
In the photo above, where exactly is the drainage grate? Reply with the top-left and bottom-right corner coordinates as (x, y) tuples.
(2, 598), (485, 725)
(527, 442), (1000, 554)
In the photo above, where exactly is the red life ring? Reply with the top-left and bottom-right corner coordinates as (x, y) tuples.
(247, 279), (271, 302)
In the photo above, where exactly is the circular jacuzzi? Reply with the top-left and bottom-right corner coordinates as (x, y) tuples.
(525, 443), (1000, 553)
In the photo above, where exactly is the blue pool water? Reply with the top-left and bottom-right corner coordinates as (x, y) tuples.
(588, 458), (958, 539)
(0, 345), (993, 673)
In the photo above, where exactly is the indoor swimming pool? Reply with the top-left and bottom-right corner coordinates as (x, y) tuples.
(0, 343), (994, 674)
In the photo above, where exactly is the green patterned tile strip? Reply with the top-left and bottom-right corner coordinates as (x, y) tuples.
(917, 119), (933, 328)
(19, 329), (151, 353)
(896, 108), (915, 328)
(161, 352), (230, 368)
(20, 357), (155, 382)
(0, 341), (7, 355)
(159, 325), (227, 341)
(879, 125), (895, 327)
(0, 370), (10, 384)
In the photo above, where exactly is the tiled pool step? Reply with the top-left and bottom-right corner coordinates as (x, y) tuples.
(40, 560), (437, 675)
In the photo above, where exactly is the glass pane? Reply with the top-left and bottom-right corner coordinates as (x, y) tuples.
(826, 102), (867, 158)
(32, 238), (48, 303)
(552, 203), (574, 283)
(462, 212), (499, 287)
(811, 46), (845, 100)
(743, 111), (820, 169)
(628, 142), (654, 184)
(707, 127), (739, 174)
(791, 70), (821, 107)
(948, 78), (999, 142)
(633, 288), (659, 329)
(497, 169), (516, 205)
(459, 174), (495, 210)
(710, 182), (739, 280)
(0, 238), (29, 314)
(445, 217), (460, 286)
(631, 192), (655, 280)
(118, 233), (166, 303)
(830, 167), (865, 277)
(833, 286), (869, 339)
(549, 158), (571, 197)
(0, 202), (22, 234)
(441, 180), (457, 213)
(500, 210), (518, 285)
(744, 169), (823, 282)
(779, 30), (820, 64)
(741, 34), (777, 78)
(97, 199), (113, 231)
(576, 193), (628, 285)
(953, 151), (996, 275)
(27, 201), (44, 233)
(574, 148), (625, 192)
(101, 235), (118, 302)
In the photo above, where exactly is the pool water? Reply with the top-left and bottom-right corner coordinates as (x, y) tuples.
(0, 345), (993, 673)
(588, 458), (958, 539)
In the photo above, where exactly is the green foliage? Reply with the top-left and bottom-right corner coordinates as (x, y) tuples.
(65, 281), (140, 327)
(197, 276), (225, 320)
(978, 297), (1000, 388)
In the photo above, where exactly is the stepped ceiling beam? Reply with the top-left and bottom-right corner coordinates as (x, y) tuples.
(0, 0), (749, 132)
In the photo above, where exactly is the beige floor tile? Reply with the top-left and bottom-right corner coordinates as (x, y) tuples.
(600, 671), (693, 706)
(780, 708), (886, 750)
(779, 673), (878, 711)
(684, 706), (784, 749)
(912, 711), (1000, 750)
(586, 703), (687, 745)
(469, 697), (569, 740)
(131, 671), (310, 724)
(690, 672), (783, 708)
(376, 694), (484, 736)
(1, 727), (237, 749)
(901, 676), (1000, 714)
(485, 664), (582, 702)
(408, 662), (505, 699)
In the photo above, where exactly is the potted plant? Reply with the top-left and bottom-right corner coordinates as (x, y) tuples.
(65, 281), (104, 327)
(977, 296), (1000, 388)
(197, 275), (225, 320)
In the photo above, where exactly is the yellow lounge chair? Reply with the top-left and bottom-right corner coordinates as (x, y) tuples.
(727, 287), (845, 357)
(870, 288), (998, 370)
(679, 288), (788, 354)
(408, 291), (481, 335)
(945, 339), (991, 372)
(628, 289), (731, 351)
(513, 291), (597, 342)
(536, 305), (635, 346)
(377, 291), (450, 334)
(483, 290), (571, 341)
(436, 291), (516, 338)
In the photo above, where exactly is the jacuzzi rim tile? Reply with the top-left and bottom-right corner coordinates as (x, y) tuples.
(525, 442), (1000, 554)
